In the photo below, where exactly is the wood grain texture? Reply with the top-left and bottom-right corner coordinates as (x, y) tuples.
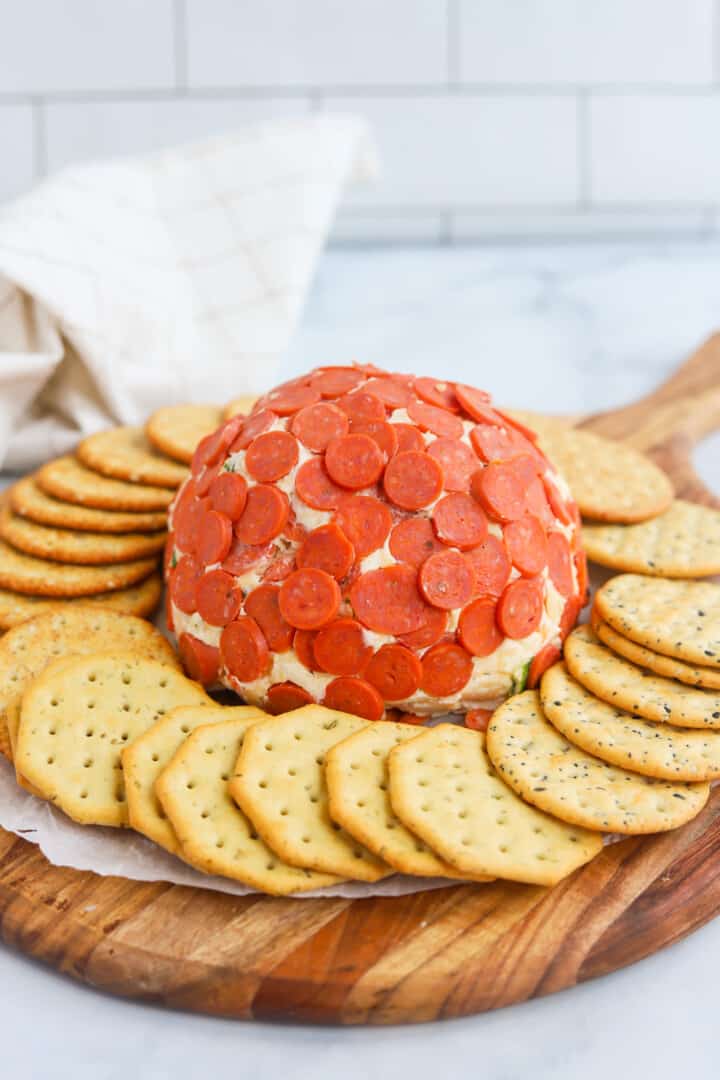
(0, 337), (719, 1024)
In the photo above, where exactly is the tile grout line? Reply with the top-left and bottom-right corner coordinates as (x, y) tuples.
(32, 99), (47, 178)
(446, 0), (460, 86)
(577, 89), (591, 209)
(173, 0), (189, 93)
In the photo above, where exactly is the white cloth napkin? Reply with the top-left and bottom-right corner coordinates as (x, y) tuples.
(0, 114), (377, 471)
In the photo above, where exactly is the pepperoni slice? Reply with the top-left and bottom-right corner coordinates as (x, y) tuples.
(471, 455), (536, 523)
(262, 552), (296, 583)
(294, 628), (318, 670)
(350, 565), (427, 635)
(470, 423), (536, 464)
(279, 568), (341, 630)
(335, 495), (392, 558)
(337, 391), (386, 425)
(465, 708), (493, 732)
(560, 594), (582, 639)
(169, 554), (201, 614)
(574, 550), (588, 605)
(433, 493), (488, 550)
(426, 438), (477, 492)
(544, 474), (574, 526)
(234, 485), (289, 545)
(209, 472), (247, 520)
(195, 508), (233, 565)
(173, 481), (202, 554)
(244, 584), (294, 651)
(389, 518), (444, 568)
(324, 433), (384, 490)
(313, 618), (371, 675)
(420, 642), (473, 697)
(407, 398), (464, 439)
(350, 419), (398, 461)
(547, 531), (574, 596)
(414, 377), (459, 412)
(245, 430), (299, 482)
(527, 644), (562, 690)
(295, 457), (345, 511)
(419, 550), (475, 610)
(525, 476), (555, 528)
(458, 597), (503, 657)
(296, 523), (354, 580)
(291, 401), (348, 452)
(364, 644), (422, 700)
(165, 591), (175, 633)
(323, 676), (385, 722)
(504, 514), (548, 576)
(364, 376), (413, 409)
(178, 633), (220, 686)
(222, 538), (273, 576)
(220, 617), (270, 682)
(383, 451), (443, 510)
(191, 415), (244, 474)
(266, 682), (314, 714)
(393, 423), (425, 454)
(465, 535), (511, 598)
(453, 384), (497, 423)
(196, 459), (223, 497)
(196, 568), (242, 626)
(264, 383), (321, 415)
(496, 409), (540, 444)
(229, 409), (276, 452)
(310, 367), (365, 397)
(398, 606), (448, 650)
(497, 577), (544, 640)
(163, 533), (176, 579)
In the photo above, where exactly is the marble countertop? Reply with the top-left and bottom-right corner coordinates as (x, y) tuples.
(2, 241), (720, 1080)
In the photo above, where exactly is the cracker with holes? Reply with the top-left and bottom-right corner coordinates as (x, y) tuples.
(0, 503), (166, 565)
(592, 614), (720, 691)
(595, 574), (720, 669)
(15, 654), (210, 826)
(10, 476), (168, 534)
(487, 690), (709, 833)
(541, 662), (720, 782)
(229, 705), (390, 881)
(388, 723), (603, 886)
(0, 573), (163, 631)
(37, 456), (175, 512)
(146, 405), (222, 465)
(157, 714), (340, 894)
(77, 427), (188, 488)
(565, 625), (720, 729)
(123, 703), (265, 854)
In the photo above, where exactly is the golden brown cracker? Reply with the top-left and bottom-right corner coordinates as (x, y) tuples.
(146, 405), (222, 465)
(582, 500), (720, 577)
(38, 456), (175, 512)
(0, 503), (166, 566)
(77, 427), (188, 488)
(10, 475), (167, 534)
(0, 537), (157, 597)
(592, 614), (720, 691)
(0, 573), (162, 631)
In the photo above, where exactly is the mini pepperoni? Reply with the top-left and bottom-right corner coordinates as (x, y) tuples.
(414, 377), (459, 412)
(266, 682), (314, 714)
(426, 438), (477, 492)
(195, 508), (233, 565)
(310, 367), (365, 397)
(234, 485), (289, 545)
(222, 538), (273, 576)
(544, 474), (574, 525)
(196, 568), (242, 626)
(173, 480), (201, 553)
(496, 409), (540, 443)
(291, 401), (348, 452)
(433, 493), (488, 550)
(453, 384), (498, 424)
(419, 550), (475, 610)
(220, 616), (270, 682)
(313, 618), (371, 676)
(165, 591), (175, 633)
(178, 633), (220, 686)
(364, 644), (422, 701)
(547, 531), (574, 596)
(245, 584), (294, 651)
(297, 523), (354, 580)
(398, 606), (448, 650)
(465, 535), (511, 598)
(525, 476), (555, 528)
(325, 433), (384, 490)
(283, 510), (307, 544)
(323, 676), (385, 722)
(497, 577), (544, 640)
(458, 597), (504, 657)
(383, 450), (443, 510)
(262, 553), (296, 583)
(470, 423), (536, 463)
(574, 550), (588, 604)
(294, 628), (318, 670)
(389, 518), (444, 568)
(407, 398), (464, 439)
(335, 495), (392, 558)
(465, 708), (493, 732)
(393, 423), (425, 454)
(245, 430), (298, 483)
(163, 533), (176, 579)
(279, 568), (341, 630)
(350, 565), (427, 635)
(471, 455), (536, 523)
(295, 457), (345, 511)
(560, 594), (582, 639)
(527, 644), (562, 690)
(265, 383), (321, 416)
(169, 554), (201, 614)
(389, 711), (426, 726)
(209, 472), (247, 519)
(195, 459), (223, 497)
(337, 391), (386, 425)
(191, 415), (244, 473)
(420, 642), (473, 697)
(364, 376), (413, 408)
(504, 514), (548, 576)
(350, 419), (398, 461)
(229, 409), (276, 452)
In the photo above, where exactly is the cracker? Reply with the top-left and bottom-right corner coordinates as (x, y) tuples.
(10, 475), (167, 534)
(0, 719), (11, 762)
(223, 395), (258, 421)
(0, 537), (157, 597)
(541, 662), (720, 782)
(157, 715), (340, 894)
(582, 500), (720, 577)
(595, 574), (720, 670)
(326, 721), (489, 879)
(77, 427), (188, 488)
(487, 690), (709, 834)
(146, 405), (222, 465)
(0, 573), (162, 631)
(123, 703), (264, 854)
(38, 456), (175, 512)
(229, 706), (390, 881)
(0, 503), (166, 566)
(565, 624), (720, 729)
(15, 653), (211, 826)
(388, 723), (603, 886)
(592, 614), (720, 691)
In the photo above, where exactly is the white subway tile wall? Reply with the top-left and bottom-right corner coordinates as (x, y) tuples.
(0, 0), (719, 241)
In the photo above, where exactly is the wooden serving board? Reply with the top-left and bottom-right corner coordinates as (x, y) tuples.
(1, 338), (720, 1025)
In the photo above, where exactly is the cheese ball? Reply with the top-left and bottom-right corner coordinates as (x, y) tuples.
(165, 365), (586, 721)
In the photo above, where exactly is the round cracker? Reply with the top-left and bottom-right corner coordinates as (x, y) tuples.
(223, 395), (258, 421)
(38, 457), (175, 512)
(10, 475), (167, 533)
(76, 427), (188, 488)
(0, 537), (157, 597)
(487, 690), (709, 834)
(582, 499), (720, 577)
(0, 573), (162, 630)
(541, 662), (720, 782)
(595, 574), (720, 670)
(146, 404), (222, 465)
(565, 624), (720, 728)
(0, 503), (166, 566)
(592, 614), (720, 691)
